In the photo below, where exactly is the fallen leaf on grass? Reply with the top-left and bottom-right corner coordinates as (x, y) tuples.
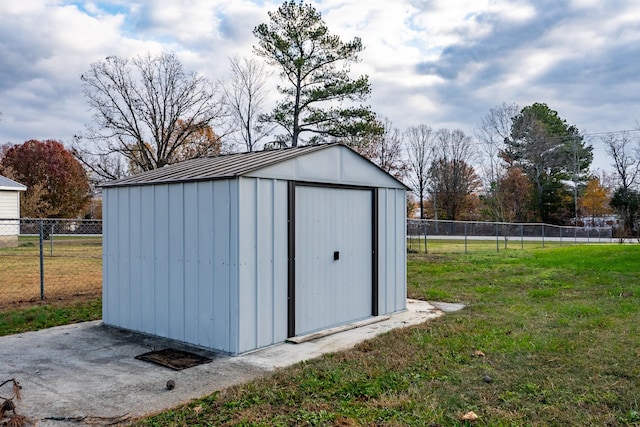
(193, 406), (203, 414)
(472, 350), (485, 357)
(461, 411), (479, 421)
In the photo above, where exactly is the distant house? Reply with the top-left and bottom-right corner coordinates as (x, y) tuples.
(0, 175), (27, 248)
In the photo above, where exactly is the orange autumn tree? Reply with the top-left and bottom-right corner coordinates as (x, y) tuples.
(580, 178), (612, 225)
(127, 121), (222, 175)
(0, 140), (91, 218)
(168, 120), (222, 161)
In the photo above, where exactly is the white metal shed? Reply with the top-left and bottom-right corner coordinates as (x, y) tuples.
(0, 175), (27, 248)
(101, 143), (407, 355)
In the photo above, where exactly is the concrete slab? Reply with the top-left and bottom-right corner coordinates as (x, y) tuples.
(0, 300), (445, 426)
(429, 301), (466, 313)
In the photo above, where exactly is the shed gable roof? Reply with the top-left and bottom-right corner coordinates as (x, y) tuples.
(0, 175), (27, 191)
(102, 143), (407, 189)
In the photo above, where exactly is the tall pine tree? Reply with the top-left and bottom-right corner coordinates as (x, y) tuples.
(502, 103), (592, 224)
(253, 1), (381, 147)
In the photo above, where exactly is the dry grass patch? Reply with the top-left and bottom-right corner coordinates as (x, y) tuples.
(0, 239), (101, 309)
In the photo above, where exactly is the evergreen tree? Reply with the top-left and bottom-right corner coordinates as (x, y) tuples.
(503, 103), (592, 223)
(253, 1), (381, 146)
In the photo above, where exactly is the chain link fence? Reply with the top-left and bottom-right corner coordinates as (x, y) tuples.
(0, 218), (102, 310)
(0, 217), (620, 308)
(407, 219), (614, 254)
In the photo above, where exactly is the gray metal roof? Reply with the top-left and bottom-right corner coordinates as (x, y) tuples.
(0, 175), (27, 191)
(102, 143), (344, 188)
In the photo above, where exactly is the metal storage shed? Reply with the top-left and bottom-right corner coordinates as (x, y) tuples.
(101, 143), (407, 355)
(0, 175), (27, 248)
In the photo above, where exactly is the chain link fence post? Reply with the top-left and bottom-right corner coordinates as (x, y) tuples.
(464, 222), (468, 254)
(423, 221), (428, 254)
(39, 219), (45, 300)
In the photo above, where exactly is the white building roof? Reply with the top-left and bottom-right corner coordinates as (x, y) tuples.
(0, 175), (27, 191)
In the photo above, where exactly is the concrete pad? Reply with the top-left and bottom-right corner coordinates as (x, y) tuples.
(429, 301), (466, 313)
(286, 315), (390, 344)
(0, 300), (443, 426)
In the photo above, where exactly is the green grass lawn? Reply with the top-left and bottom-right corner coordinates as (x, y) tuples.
(134, 244), (640, 426)
(0, 299), (102, 336)
(2, 244), (638, 425)
(406, 237), (601, 254)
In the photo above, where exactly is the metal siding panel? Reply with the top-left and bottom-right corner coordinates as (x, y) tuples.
(139, 187), (156, 333)
(103, 189), (118, 324)
(257, 179), (275, 348)
(228, 179), (240, 354)
(235, 176), (283, 351)
(183, 183), (199, 344)
(378, 188), (407, 314)
(385, 189), (406, 313)
(395, 189), (407, 311)
(339, 149), (403, 189)
(272, 180), (289, 342)
(116, 187), (130, 327)
(101, 190), (108, 322)
(247, 147), (405, 190)
(389, 189), (401, 313)
(377, 188), (389, 314)
(104, 180), (242, 354)
(196, 181), (214, 349)
(295, 186), (372, 335)
(128, 186), (142, 331)
(343, 188), (373, 317)
(212, 179), (232, 353)
(238, 178), (258, 353)
(153, 185), (170, 337)
(100, 190), (108, 322)
(168, 184), (185, 341)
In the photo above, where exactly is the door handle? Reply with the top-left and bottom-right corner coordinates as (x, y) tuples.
(333, 251), (340, 261)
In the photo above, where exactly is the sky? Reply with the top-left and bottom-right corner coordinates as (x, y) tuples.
(1, 0), (639, 172)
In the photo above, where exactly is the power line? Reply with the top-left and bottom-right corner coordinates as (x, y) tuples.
(474, 129), (640, 145)
(582, 129), (640, 138)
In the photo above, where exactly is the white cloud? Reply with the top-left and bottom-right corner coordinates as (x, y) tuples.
(0, 0), (638, 177)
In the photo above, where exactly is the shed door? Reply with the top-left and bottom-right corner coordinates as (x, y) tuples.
(293, 185), (373, 336)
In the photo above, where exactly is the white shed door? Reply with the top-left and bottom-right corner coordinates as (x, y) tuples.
(294, 185), (373, 336)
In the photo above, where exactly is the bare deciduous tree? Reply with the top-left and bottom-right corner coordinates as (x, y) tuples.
(222, 56), (274, 152)
(603, 131), (640, 233)
(348, 117), (406, 179)
(76, 52), (225, 180)
(430, 129), (480, 220)
(602, 131), (640, 192)
(405, 124), (435, 219)
(476, 102), (519, 188)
